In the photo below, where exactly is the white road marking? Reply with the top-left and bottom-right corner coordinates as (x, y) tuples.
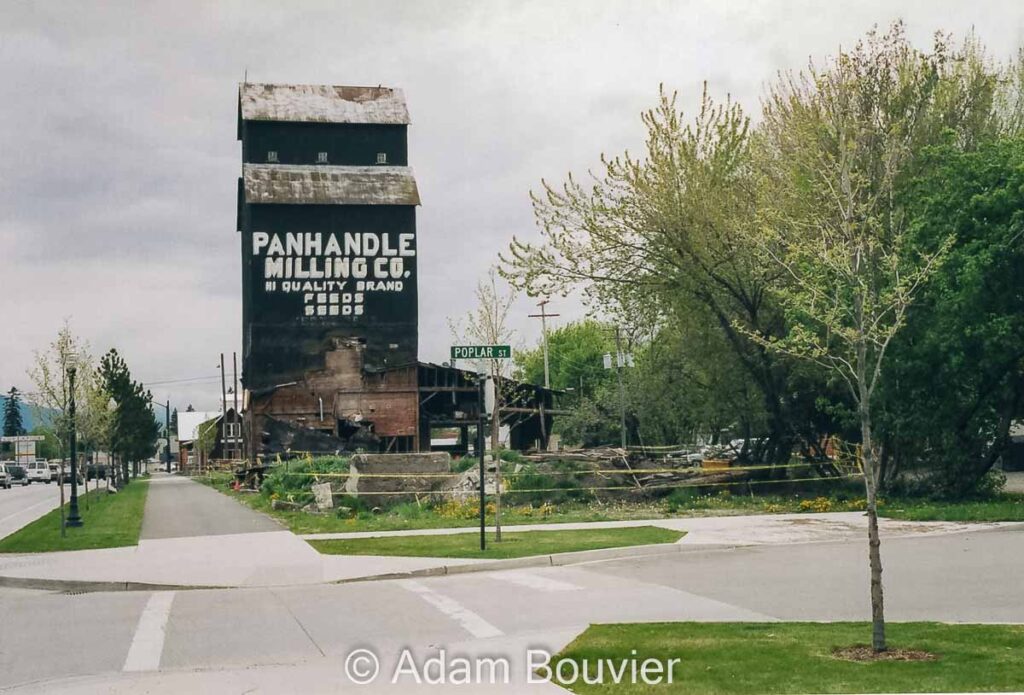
(491, 571), (581, 592)
(400, 580), (503, 639)
(123, 591), (176, 672)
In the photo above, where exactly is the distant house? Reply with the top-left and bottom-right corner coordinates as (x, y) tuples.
(177, 409), (242, 470)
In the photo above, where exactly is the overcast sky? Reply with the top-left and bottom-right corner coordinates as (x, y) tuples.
(2, 0), (1022, 411)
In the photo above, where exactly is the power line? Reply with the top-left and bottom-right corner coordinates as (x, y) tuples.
(143, 375), (222, 386)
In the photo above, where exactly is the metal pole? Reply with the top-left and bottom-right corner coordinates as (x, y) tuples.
(165, 400), (171, 473)
(615, 326), (627, 450)
(59, 461), (66, 538)
(478, 376), (486, 552)
(233, 352), (240, 460)
(66, 367), (83, 527)
(219, 353), (227, 464)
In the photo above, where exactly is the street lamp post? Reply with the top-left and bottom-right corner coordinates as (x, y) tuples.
(165, 400), (171, 473)
(66, 367), (84, 528)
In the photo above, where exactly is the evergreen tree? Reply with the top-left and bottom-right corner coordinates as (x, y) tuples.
(98, 349), (158, 482)
(3, 387), (25, 438)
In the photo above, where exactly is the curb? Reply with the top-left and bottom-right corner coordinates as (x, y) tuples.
(0, 575), (226, 593)
(333, 541), (728, 584)
(0, 541), (736, 593)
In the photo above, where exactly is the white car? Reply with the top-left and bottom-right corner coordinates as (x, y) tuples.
(0, 465), (10, 489)
(25, 460), (51, 484)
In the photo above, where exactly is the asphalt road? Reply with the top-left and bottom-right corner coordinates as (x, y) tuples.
(1, 524), (1022, 693)
(0, 479), (70, 540)
(139, 475), (282, 539)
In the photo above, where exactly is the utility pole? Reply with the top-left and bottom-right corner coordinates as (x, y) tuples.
(232, 352), (240, 460)
(165, 399), (171, 473)
(615, 326), (627, 450)
(66, 367), (83, 528)
(528, 300), (560, 389)
(219, 353), (227, 463)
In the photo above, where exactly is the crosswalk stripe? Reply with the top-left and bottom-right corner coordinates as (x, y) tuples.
(123, 591), (176, 672)
(490, 571), (581, 592)
(400, 580), (503, 639)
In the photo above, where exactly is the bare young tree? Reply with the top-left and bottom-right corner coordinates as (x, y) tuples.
(27, 320), (95, 459)
(449, 267), (517, 540)
(753, 24), (991, 651)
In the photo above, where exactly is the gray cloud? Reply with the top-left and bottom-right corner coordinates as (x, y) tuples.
(2, 0), (1022, 409)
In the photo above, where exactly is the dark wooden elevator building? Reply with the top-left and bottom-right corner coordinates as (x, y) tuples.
(237, 83), (554, 454)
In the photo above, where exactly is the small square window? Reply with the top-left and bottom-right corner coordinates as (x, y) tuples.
(376, 152), (387, 164)
(316, 151), (329, 164)
(266, 150), (279, 163)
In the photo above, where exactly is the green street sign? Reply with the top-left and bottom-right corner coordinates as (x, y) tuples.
(451, 345), (511, 360)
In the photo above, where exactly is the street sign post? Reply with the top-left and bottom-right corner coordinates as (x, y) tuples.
(450, 345), (511, 360)
(449, 345), (511, 553)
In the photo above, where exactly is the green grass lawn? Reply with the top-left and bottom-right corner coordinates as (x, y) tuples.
(881, 493), (1024, 522)
(0, 481), (150, 553)
(551, 622), (1024, 693)
(308, 525), (683, 559)
(198, 472), (1024, 536)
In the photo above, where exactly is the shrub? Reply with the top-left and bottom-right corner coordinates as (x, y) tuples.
(260, 456), (349, 499)
(497, 449), (526, 465)
(452, 456), (477, 473)
(506, 466), (591, 505)
(968, 470), (1006, 499)
(798, 497), (833, 513)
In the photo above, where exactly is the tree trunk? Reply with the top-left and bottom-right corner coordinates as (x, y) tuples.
(492, 370), (502, 542)
(860, 399), (886, 652)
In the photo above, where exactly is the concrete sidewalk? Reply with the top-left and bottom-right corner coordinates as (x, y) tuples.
(141, 475), (281, 539)
(0, 475), (485, 588)
(300, 511), (1013, 546)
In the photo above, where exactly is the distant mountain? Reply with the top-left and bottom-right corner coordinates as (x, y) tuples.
(0, 393), (55, 434)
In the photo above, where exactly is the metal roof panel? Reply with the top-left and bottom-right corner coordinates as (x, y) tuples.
(243, 164), (420, 205)
(239, 83), (410, 124)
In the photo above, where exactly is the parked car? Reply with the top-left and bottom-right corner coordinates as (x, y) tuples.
(47, 462), (61, 482)
(0, 465), (11, 489)
(25, 460), (51, 484)
(6, 464), (29, 486)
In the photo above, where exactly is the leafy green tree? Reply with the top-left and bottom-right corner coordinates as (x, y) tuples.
(514, 320), (614, 399)
(195, 416), (219, 465)
(877, 137), (1024, 495)
(3, 387), (25, 438)
(30, 425), (60, 460)
(501, 85), (805, 467)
